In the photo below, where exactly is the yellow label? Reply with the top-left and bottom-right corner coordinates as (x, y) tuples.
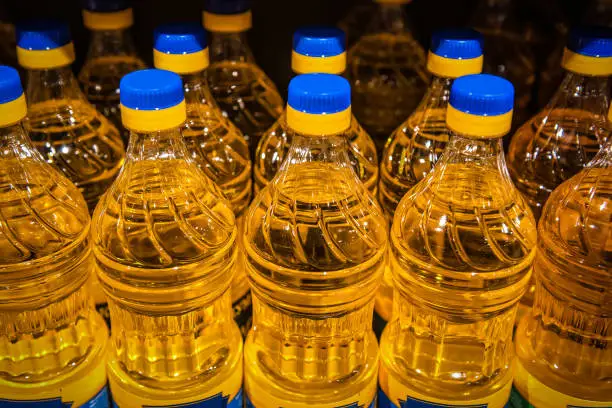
(561, 49), (612, 77)
(286, 105), (351, 135)
(427, 52), (483, 79)
(17, 43), (75, 69)
(446, 105), (512, 139)
(513, 358), (612, 408)
(245, 366), (377, 408)
(379, 364), (512, 408)
(291, 52), (346, 75)
(202, 11), (252, 33)
(82, 9), (134, 31)
(0, 342), (109, 407)
(153, 49), (210, 74)
(0, 94), (27, 127)
(109, 355), (243, 407)
(120, 100), (187, 132)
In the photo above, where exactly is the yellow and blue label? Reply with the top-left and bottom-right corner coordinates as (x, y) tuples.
(378, 389), (512, 408)
(245, 395), (376, 408)
(111, 389), (242, 408)
(0, 386), (110, 408)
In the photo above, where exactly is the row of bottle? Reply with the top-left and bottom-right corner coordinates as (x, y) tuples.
(1, 2), (610, 408)
(1, 54), (610, 407)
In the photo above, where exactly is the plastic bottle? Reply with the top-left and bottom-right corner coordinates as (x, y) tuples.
(471, 0), (538, 129)
(93, 69), (242, 407)
(244, 74), (387, 407)
(375, 28), (484, 330)
(153, 22), (253, 336)
(379, 74), (536, 407)
(512, 135), (611, 406)
(508, 27), (611, 320)
(16, 20), (125, 213)
(0, 66), (109, 406)
(254, 26), (378, 195)
(508, 26), (612, 221)
(204, 0), (283, 158)
(347, 0), (429, 152)
(79, 0), (147, 144)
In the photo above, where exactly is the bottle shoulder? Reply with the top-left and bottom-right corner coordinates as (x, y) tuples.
(0, 152), (90, 266)
(245, 163), (388, 272)
(391, 162), (537, 273)
(92, 158), (237, 269)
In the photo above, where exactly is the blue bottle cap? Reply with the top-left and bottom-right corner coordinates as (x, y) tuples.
(288, 73), (351, 114)
(204, 0), (251, 15)
(293, 26), (346, 57)
(120, 69), (185, 111)
(450, 74), (514, 116)
(82, 0), (131, 12)
(566, 26), (612, 57)
(154, 23), (207, 54)
(430, 28), (484, 59)
(16, 20), (72, 50)
(0, 66), (24, 104)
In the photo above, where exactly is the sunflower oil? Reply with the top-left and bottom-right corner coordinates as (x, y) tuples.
(16, 20), (125, 213)
(347, 0), (429, 152)
(0, 66), (109, 407)
(508, 27), (611, 319)
(254, 26), (378, 196)
(512, 138), (612, 407)
(379, 74), (536, 407)
(204, 0), (283, 158)
(153, 22), (253, 336)
(376, 28), (484, 330)
(92, 69), (242, 407)
(244, 74), (387, 407)
(79, 0), (147, 144)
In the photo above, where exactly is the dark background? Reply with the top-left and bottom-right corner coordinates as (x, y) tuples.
(0, 0), (602, 94)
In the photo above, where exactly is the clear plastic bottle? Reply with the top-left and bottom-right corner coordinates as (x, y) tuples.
(254, 26), (378, 195)
(508, 27), (612, 221)
(78, 0), (147, 144)
(471, 0), (537, 129)
(379, 74), (536, 407)
(153, 22), (253, 336)
(92, 69), (243, 407)
(509, 27), (611, 319)
(0, 66), (109, 407)
(244, 74), (387, 407)
(376, 28), (484, 329)
(16, 20), (125, 213)
(204, 0), (283, 159)
(347, 0), (429, 152)
(512, 139), (611, 407)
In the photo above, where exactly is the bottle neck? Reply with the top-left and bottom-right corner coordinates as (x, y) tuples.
(442, 132), (507, 173)
(587, 139), (612, 168)
(0, 122), (30, 152)
(209, 31), (254, 64)
(26, 65), (86, 106)
(415, 76), (453, 112)
(279, 131), (354, 173)
(125, 126), (188, 163)
(372, 3), (409, 33)
(180, 70), (216, 108)
(547, 71), (610, 117)
(86, 28), (137, 59)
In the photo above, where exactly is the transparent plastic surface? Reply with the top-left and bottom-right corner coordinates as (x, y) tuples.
(244, 129), (387, 406)
(181, 71), (252, 334)
(24, 66), (125, 213)
(92, 126), (242, 403)
(79, 29), (146, 143)
(515, 143), (612, 403)
(254, 112), (378, 195)
(207, 32), (283, 158)
(347, 2), (428, 149)
(508, 73), (610, 222)
(380, 133), (536, 402)
(0, 122), (108, 403)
